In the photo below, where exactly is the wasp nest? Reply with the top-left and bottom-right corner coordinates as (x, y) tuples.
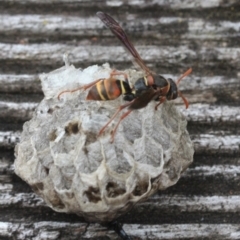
(14, 63), (194, 222)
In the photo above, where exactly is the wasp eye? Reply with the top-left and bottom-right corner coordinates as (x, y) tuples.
(173, 91), (178, 99)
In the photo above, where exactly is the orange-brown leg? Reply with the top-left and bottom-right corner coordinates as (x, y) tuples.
(98, 100), (134, 137)
(178, 91), (189, 109)
(110, 70), (128, 80)
(57, 78), (105, 100)
(109, 70), (129, 85)
(155, 97), (166, 110)
(110, 109), (132, 143)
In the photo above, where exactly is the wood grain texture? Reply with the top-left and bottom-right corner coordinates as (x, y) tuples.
(0, 0), (240, 239)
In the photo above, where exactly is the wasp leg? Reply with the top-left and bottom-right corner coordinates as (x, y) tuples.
(110, 70), (129, 83)
(110, 109), (132, 143)
(107, 221), (132, 240)
(110, 70), (128, 80)
(57, 78), (104, 100)
(98, 100), (134, 137)
(155, 96), (166, 110)
(178, 90), (189, 109)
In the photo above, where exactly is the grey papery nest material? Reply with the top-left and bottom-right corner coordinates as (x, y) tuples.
(14, 63), (194, 222)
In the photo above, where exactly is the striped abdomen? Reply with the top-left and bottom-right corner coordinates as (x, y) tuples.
(86, 79), (131, 101)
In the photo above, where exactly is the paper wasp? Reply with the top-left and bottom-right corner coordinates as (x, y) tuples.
(58, 12), (192, 142)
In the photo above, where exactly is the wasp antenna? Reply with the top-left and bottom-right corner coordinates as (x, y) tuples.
(178, 91), (189, 109)
(176, 68), (192, 85)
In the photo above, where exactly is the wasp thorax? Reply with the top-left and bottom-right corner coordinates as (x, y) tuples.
(14, 64), (194, 223)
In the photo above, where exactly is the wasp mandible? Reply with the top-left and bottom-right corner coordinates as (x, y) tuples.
(58, 12), (192, 142)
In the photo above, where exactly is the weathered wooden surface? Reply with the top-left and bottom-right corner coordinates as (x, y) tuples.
(0, 0), (240, 239)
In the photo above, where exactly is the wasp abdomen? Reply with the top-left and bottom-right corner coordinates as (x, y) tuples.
(86, 79), (131, 101)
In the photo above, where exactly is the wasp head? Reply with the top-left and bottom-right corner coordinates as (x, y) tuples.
(166, 68), (192, 109)
(166, 78), (178, 100)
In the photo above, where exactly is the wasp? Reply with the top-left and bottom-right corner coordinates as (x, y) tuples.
(58, 12), (192, 142)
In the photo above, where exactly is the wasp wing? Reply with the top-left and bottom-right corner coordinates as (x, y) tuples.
(129, 88), (159, 110)
(96, 12), (153, 75)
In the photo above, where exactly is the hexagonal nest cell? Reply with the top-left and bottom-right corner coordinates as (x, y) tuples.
(14, 63), (194, 222)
